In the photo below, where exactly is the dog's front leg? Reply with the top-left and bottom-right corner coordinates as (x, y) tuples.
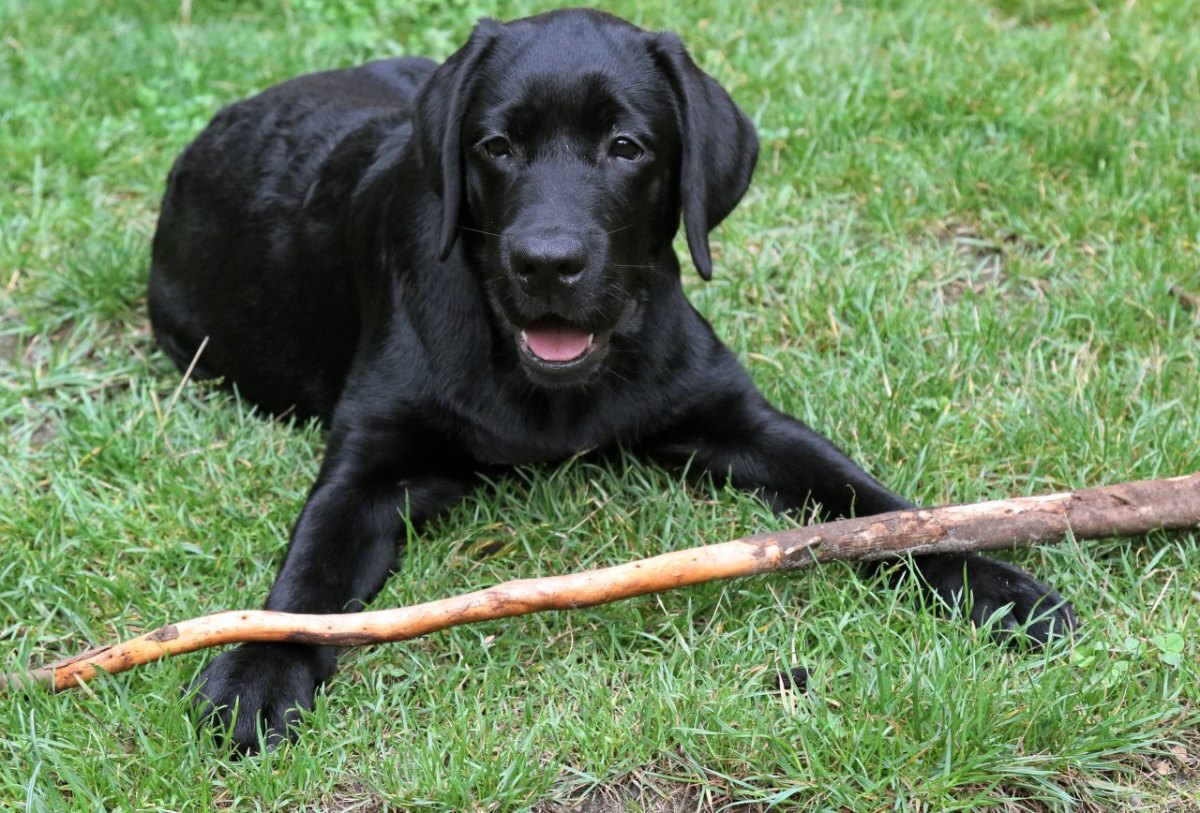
(648, 382), (1075, 645)
(647, 384), (913, 519)
(191, 417), (473, 753)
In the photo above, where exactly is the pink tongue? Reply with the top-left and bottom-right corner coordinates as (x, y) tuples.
(524, 324), (590, 362)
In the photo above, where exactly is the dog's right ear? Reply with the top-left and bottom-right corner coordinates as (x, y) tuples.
(415, 19), (502, 261)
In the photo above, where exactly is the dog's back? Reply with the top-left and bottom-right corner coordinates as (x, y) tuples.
(148, 57), (436, 421)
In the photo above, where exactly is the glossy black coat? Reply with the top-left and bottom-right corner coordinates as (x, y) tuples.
(148, 9), (1075, 753)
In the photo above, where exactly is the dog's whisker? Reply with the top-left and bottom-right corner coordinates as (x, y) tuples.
(457, 225), (504, 238)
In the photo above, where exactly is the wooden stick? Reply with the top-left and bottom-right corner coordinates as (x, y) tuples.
(6, 472), (1199, 693)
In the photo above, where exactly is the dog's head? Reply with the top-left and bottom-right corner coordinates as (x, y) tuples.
(415, 9), (758, 388)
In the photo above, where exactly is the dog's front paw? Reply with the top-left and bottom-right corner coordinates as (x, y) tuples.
(912, 553), (1077, 647)
(190, 643), (335, 754)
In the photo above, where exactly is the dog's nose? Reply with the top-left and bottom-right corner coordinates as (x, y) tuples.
(508, 233), (587, 290)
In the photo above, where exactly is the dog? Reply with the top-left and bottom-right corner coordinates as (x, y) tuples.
(147, 8), (1075, 753)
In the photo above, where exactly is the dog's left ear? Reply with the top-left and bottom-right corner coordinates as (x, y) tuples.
(651, 34), (759, 280)
(415, 19), (502, 261)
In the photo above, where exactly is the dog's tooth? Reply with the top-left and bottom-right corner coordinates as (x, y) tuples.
(587, 333), (595, 349)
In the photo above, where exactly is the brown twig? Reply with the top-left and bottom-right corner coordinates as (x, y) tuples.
(6, 472), (1198, 692)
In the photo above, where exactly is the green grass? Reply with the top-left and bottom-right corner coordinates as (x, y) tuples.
(2, 0), (1198, 809)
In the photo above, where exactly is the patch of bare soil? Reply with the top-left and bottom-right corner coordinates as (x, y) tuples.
(925, 220), (1055, 304)
(535, 730), (1200, 812)
(536, 769), (768, 813)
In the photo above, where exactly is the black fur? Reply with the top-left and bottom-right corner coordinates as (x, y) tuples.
(148, 9), (1075, 753)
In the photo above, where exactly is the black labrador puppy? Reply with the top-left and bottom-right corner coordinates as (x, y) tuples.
(148, 8), (1075, 752)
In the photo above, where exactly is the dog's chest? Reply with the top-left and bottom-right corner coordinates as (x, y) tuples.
(450, 389), (658, 467)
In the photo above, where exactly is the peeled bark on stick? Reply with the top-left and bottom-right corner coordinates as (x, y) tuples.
(6, 472), (1199, 693)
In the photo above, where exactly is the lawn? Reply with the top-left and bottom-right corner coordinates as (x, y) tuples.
(2, 0), (1198, 809)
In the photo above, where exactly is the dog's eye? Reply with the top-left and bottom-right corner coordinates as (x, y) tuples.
(482, 136), (513, 159)
(609, 136), (644, 161)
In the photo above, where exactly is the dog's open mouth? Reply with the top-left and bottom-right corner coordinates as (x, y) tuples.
(518, 318), (609, 374)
